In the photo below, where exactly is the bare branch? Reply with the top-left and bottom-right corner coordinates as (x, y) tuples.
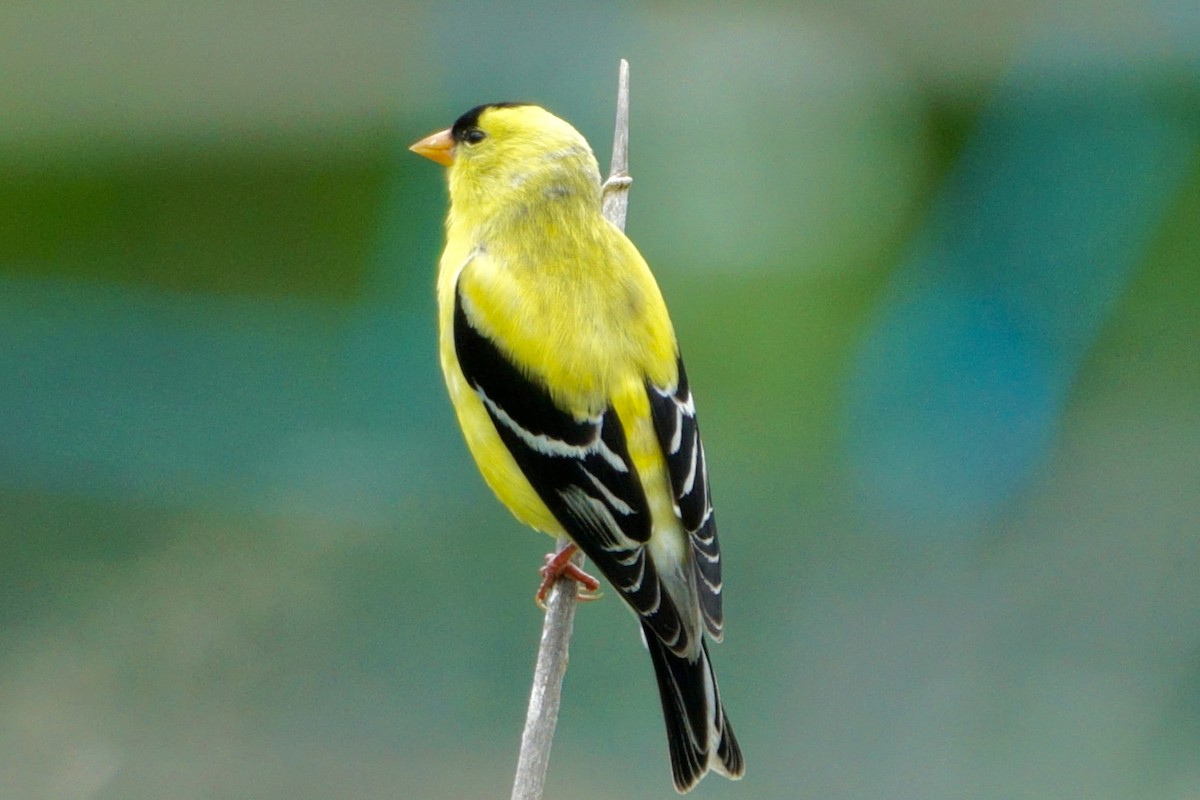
(510, 59), (632, 800)
(602, 58), (633, 232)
(510, 537), (580, 800)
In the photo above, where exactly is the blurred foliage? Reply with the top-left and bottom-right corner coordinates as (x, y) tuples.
(0, 137), (392, 300)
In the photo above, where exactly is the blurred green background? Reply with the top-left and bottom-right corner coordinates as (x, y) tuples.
(3, 3), (1198, 799)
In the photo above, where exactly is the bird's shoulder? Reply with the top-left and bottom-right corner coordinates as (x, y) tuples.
(451, 228), (677, 407)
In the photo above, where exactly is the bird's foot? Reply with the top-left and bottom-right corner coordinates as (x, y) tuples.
(535, 544), (602, 609)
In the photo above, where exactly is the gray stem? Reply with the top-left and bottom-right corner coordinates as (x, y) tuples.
(509, 58), (632, 800)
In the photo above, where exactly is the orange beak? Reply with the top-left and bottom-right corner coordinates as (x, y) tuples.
(409, 128), (455, 167)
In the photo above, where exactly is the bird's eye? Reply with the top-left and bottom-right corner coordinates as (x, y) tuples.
(463, 129), (486, 145)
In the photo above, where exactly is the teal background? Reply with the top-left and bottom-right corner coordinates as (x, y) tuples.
(2, 3), (1198, 798)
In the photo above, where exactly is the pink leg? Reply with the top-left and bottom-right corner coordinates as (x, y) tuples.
(535, 544), (602, 607)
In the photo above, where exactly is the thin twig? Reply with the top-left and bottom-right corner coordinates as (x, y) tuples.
(602, 59), (633, 230)
(510, 537), (580, 800)
(510, 58), (632, 800)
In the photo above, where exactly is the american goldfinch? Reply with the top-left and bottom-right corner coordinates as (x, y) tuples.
(411, 103), (744, 793)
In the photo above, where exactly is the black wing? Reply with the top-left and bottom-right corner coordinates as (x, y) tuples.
(454, 288), (689, 650)
(647, 357), (724, 639)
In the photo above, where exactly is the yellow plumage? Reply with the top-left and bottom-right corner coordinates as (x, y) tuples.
(412, 103), (743, 793)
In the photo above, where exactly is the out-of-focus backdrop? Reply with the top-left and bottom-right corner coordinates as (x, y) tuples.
(3, 3), (1198, 798)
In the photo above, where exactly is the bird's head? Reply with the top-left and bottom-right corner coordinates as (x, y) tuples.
(410, 103), (603, 218)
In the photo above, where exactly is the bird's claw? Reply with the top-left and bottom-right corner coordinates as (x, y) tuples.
(534, 545), (603, 609)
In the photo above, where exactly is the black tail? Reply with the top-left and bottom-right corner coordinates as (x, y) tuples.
(642, 622), (744, 793)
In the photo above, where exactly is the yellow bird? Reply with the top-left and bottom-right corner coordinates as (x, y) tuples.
(411, 103), (744, 793)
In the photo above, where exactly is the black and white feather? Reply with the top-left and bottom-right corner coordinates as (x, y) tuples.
(453, 281), (742, 792)
(647, 359), (725, 641)
(453, 289), (689, 649)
